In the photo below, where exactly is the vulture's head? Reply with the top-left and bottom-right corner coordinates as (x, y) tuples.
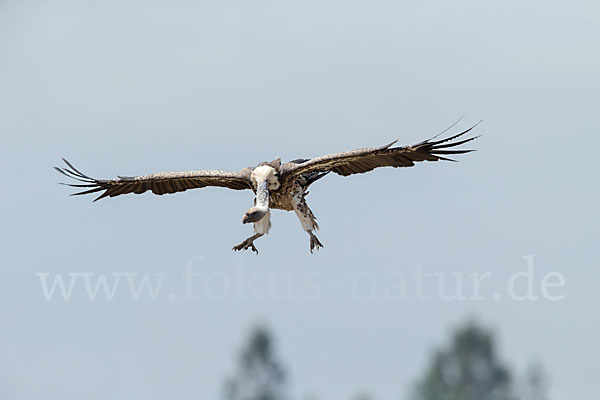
(242, 207), (267, 224)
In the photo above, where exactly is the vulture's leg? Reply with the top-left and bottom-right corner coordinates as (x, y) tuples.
(292, 192), (323, 253)
(232, 233), (263, 254)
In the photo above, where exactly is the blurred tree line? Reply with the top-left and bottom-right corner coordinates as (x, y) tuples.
(222, 320), (549, 400)
(223, 325), (286, 400)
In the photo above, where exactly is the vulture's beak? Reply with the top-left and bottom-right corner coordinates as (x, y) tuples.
(242, 207), (266, 224)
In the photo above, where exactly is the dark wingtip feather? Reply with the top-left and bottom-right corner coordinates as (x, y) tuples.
(70, 187), (103, 196)
(436, 156), (458, 162)
(416, 116), (467, 145)
(432, 149), (475, 155)
(56, 159), (107, 200)
(382, 139), (399, 149)
(59, 182), (98, 188)
(93, 193), (109, 202)
(54, 166), (75, 179)
(55, 166), (95, 183)
(428, 120), (483, 147)
(61, 158), (93, 179)
(418, 120), (481, 163)
(433, 135), (481, 150)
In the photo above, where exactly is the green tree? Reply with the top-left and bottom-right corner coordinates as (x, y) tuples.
(223, 324), (287, 400)
(411, 320), (516, 400)
(519, 362), (549, 400)
(352, 394), (375, 400)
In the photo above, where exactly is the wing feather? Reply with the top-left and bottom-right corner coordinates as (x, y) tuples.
(55, 161), (253, 201)
(281, 122), (481, 178)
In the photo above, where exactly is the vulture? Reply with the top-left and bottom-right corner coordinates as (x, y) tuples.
(55, 121), (480, 254)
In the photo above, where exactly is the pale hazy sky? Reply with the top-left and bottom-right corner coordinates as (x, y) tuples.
(1, 1), (598, 399)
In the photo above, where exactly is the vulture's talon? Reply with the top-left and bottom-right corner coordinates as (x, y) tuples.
(232, 240), (259, 254)
(309, 232), (323, 254)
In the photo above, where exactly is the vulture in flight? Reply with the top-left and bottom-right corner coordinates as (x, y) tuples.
(56, 122), (480, 254)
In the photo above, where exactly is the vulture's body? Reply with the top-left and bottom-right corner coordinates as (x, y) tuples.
(56, 122), (480, 253)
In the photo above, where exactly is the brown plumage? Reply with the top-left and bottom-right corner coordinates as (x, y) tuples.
(56, 121), (481, 253)
(280, 123), (480, 179)
(55, 160), (253, 201)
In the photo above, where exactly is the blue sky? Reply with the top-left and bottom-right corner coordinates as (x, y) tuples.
(1, 1), (598, 399)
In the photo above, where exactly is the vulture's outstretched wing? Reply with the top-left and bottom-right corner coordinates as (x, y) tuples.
(281, 122), (481, 179)
(55, 159), (253, 201)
